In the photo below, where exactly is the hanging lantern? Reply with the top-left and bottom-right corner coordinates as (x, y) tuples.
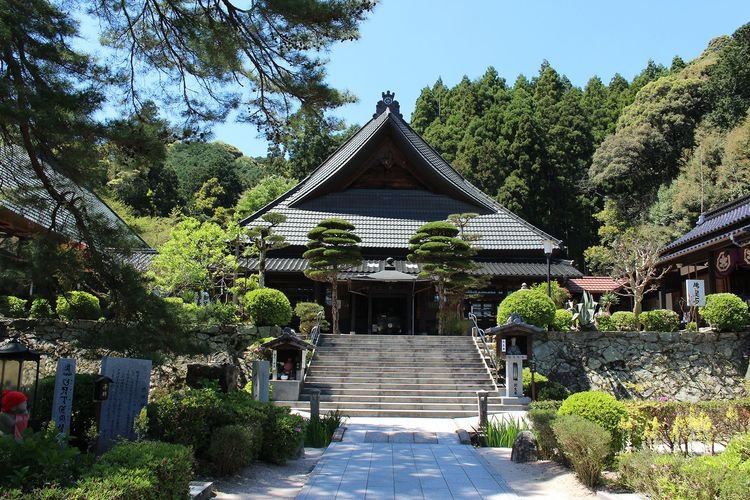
(0, 328), (42, 418)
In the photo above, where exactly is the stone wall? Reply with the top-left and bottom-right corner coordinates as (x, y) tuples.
(533, 330), (750, 401)
(0, 318), (282, 391)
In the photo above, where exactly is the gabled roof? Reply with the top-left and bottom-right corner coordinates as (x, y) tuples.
(0, 145), (148, 247)
(660, 193), (750, 263)
(240, 102), (562, 254)
(566, 276), (625, 294)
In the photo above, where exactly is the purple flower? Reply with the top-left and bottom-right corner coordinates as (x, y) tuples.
(658, 396), (669, 402)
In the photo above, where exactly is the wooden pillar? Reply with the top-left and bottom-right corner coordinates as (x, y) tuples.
(351, 293), (357, 334)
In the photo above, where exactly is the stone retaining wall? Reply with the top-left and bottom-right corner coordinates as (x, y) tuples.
(0, 319), (280, 391)
(533, 330), (750, 401)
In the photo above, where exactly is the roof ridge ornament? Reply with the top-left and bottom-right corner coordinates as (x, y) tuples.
(374, 90), (402, 118)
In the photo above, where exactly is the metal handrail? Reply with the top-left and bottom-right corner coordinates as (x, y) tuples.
(469, 313), (497, 371)
(305, 311), (324, 377)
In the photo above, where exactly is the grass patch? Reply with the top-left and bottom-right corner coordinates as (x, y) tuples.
(480, 416), (531, 447)
(304, 410), (347, 448)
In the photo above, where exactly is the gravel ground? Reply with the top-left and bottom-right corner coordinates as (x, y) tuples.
(478, 447), (597, 499)
(212, 448), (324, 499)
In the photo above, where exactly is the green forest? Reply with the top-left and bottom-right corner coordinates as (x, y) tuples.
(94, 22), (750, 274)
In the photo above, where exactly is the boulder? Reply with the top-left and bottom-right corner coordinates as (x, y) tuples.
(510, 430), (538, 463)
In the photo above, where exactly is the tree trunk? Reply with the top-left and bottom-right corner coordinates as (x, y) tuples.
(633, 294), (642, 319)
(331, 278), (339, 334)
(437, 281), (445, 335)
(259, 251), (266, 288)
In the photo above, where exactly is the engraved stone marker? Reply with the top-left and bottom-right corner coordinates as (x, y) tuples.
(97, 356), (151, 454)
(51, 358), (76, 434)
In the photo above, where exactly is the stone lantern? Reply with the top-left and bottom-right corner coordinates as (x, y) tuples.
(0, 331), (42, 418)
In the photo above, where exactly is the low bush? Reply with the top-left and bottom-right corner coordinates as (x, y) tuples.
(595, 313), (616, 332)
(685, 321), (698, 332)
(551, 309), (573, 331)
(553, 415), (611, 487)
(528, 409), (559, 460)
(496, 289), (555, 329)
(0, 295), (27, 317)
(558, 391), (627, 453)
(29, 298), (55, 319)
(56, 291), (101, 321)
(36, 373), (97, 451)
(245, 288), (292, 326)
(166, 298), (238, 326)
(0, 424), (88, 492)
(618, 433), (750, 500)
(86, 440), (193, 500)
(207, 425), (259, 475)
(622, 399), (750, 453)
(261, 409), (305, 464)
(639, 309), (679, 332)
(522, 368), (570, 401)
(611, 311), (639, 331)
(529, 400), (563, 412)
(701, 293), (749, 332)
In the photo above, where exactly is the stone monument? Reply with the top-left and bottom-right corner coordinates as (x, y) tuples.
(96, 356), (151, 454)
(51, 358), (76, 434)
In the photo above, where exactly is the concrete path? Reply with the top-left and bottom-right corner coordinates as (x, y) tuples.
(296, 417), (518, 499)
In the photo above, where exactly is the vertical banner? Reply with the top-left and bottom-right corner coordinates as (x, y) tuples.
(685, 279), (706, 307)
(51, 358), (76, 434)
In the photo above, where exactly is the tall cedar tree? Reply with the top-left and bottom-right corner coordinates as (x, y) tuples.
(244, 212), (289, 288)
(303, 218), (362, 334)
(408, 221), (477, 335)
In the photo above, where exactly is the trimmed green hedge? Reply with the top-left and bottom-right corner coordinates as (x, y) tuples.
(701, 293), (749, 332)
(551, 309), (573, 331)
(558, 391), (627, 453)
(497, 289), (555, 328)
(0, 295), (27, 317)
(245, 288), (292, 326)
(611, 311), (639, 331)
(29, 298), (55, 319)
(639, 309), (679, 332)
(595, 314), (616, 331)
(56, 291), (101, 320)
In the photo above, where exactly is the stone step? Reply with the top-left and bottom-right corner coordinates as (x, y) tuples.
(304, 375), (492, 384)
(299, 387), (505, 397)
(274, 402), (527, 418)
(311, 355), (485, 363)
(306, 367), (490, 375)
(303, 382), (494, 390)
(300, 394), (507, 403)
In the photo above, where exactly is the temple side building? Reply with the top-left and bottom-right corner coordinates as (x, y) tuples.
(240, 92), (581, 333)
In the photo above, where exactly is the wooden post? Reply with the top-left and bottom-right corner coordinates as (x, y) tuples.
(477, 390), (488, 428)
(310, 388), (321, 420)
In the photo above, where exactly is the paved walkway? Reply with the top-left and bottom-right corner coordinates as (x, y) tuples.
(296, 417), (519, 499)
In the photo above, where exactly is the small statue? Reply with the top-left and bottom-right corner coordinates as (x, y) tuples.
(507, 337), (523, 355)
(0, 390), (30, 441)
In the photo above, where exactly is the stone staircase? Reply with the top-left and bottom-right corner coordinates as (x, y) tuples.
(277, 334), (527, 418)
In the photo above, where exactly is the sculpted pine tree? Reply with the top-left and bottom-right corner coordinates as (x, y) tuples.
(303, 218), (362, 335)
(408, 221), (478, 335)
(244, 212), (289, 288)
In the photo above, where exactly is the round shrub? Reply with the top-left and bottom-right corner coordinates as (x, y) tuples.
(207, 425), (259, 476)
(29, 298), (55, 319)
(700, 293), (749, 332)
(0, 295), (27, 317)
(56, 291), (101, 320)
(595, 314), (616, 332)
(639, 309), (679, 332)
(558, 391), (627, 452)
(551, 309), (573, 331)
(245, 288), (292, 326)
(611, 311), (639, 331)
(497, 289), (555, 329)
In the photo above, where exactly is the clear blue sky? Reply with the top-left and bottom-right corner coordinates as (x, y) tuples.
(212, 0), (750, 157)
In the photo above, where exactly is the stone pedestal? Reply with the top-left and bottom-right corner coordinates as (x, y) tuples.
(511, 430), (538, 462)
(505, 354), (526, 398)
(270, 380), (301, 401)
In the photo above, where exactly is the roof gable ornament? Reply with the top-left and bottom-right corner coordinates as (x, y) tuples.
(374, 91), (402, 118)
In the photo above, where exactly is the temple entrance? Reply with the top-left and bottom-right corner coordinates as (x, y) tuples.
(371, 295), (407, 334)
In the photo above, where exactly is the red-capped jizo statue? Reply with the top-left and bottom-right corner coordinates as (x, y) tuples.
(0, 390), (29, 440)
